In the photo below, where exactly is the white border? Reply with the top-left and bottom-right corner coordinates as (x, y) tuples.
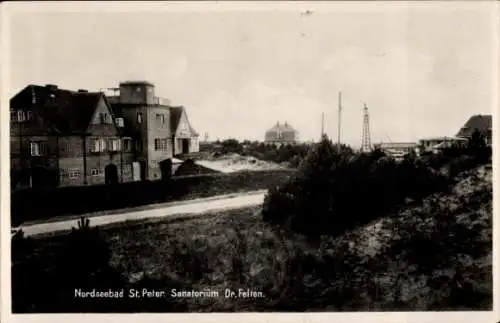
(1, 1), (499, 323)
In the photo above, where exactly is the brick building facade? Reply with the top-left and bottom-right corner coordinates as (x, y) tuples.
(10, 84), (135, 188)
(107, 81), (199, 181)
(10, 81), (200, 187)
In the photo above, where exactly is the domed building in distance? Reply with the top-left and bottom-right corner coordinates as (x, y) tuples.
(264, 121), (299, 146)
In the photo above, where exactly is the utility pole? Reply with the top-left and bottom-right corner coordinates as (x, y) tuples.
(321, 112), (325, 139)
(337, 92), (342, 145)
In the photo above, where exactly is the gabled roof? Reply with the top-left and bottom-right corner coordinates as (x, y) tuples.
(266, 122), (298, 133)
(10, 84), (108, 135)
(170, 106), (199, 136)
(68, 92), (105, 132)
(456, 114), (492, 138)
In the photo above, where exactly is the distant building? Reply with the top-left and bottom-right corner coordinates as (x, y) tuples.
(374, 142), (418, 153)
(456, 114), (492, 147)
(373, 142), (418, 159)
(417, 114), (492, 155)
(418, 136), (468, 154)
(264, 121), (299, 146)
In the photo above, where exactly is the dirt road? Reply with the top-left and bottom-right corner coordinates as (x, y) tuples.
(15, 190), (267, 237)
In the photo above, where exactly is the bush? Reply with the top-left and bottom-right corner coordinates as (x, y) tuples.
(11, 217), (126, 312)
(262, 136), (450, 236)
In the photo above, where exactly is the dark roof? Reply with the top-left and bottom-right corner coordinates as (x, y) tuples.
(456, 114), (492, 138)
(170, 106), (199, 136)
(170, 106), (183, 133)
(119, 81), (154, 87)
(10, 84), (106, 135)
(266, 122), (298, 133)
(67, 92), (104, 132)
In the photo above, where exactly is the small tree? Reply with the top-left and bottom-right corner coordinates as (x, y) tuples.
(468, 129), (486, 150)
(468, 129), (490, 164)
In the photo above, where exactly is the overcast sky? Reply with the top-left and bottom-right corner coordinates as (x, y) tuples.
(6, 2), (496, 146)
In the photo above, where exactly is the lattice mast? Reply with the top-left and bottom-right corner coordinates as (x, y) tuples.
(361, 102), (372, 153)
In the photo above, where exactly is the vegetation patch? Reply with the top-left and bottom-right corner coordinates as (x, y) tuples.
(11, 169), (293, 225)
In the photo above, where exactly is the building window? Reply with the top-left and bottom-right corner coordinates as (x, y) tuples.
(91, 138), (106, 152)
(99, 113), (111, 124)
(136, 87), (142, 92)
(60, 168), (80, 179)
(137, 112), (143, 124)
(156, 114), (165, 127)
(30, 142), (42, 156)
(154, 138), (168, 151)
(68, 169), (80, 179)
(90, 168), (104, 176)
(109, 138), (121, 151)
(123, 138), (132, 152)
(99, 139), (106, 151)
(17, 111), (26, 122)
(10, 110), (16, 122)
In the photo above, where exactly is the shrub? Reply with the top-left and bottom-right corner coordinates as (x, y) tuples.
(12, 217), (128, 313)
(262, 135), (450, 237)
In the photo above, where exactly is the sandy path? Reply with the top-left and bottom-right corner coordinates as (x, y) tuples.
(15, 190), (267, 237)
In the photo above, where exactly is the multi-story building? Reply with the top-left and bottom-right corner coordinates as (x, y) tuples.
(264, 121), (299, 146)
(106, 81), (199, 181)
(10, 81), (200, 188)
(10, 84), (135, 188)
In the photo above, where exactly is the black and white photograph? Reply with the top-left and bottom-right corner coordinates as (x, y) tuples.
(1, 0), (497, 321)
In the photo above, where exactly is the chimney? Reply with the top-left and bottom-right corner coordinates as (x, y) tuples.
(45, 84), (58, 91)
(78, 89), (88, 93)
